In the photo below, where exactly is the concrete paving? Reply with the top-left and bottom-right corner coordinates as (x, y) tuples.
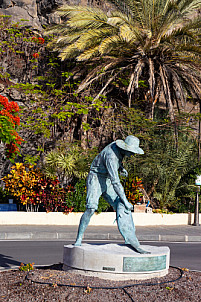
(0, 224), (201, 242)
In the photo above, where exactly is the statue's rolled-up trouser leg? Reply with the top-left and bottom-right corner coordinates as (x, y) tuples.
(74, 208), (95, 246)
(116, 202), (150, 254)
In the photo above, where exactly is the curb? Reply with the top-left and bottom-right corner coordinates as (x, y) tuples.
(0, 232), (201, 242)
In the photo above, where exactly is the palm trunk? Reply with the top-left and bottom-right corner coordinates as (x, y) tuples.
(80, 114), (88, 149)
(145, 93), (158, 120)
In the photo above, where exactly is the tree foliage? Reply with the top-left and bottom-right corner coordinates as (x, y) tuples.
(0, 7), (200, 213)
(43, 142), (98, 186)
(45, 0), (201, 121)
(125, 128), (199, 209)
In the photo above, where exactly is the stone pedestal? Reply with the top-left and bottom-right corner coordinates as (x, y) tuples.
(63, 243), (170, 280)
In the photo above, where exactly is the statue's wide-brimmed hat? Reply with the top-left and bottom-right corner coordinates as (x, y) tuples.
(116, 135), (144, 154)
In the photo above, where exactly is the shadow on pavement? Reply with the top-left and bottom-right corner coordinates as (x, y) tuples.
(0, 254), (21, 270)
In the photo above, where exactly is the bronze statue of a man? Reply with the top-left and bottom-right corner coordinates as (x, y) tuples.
(75, 135), (148, 254)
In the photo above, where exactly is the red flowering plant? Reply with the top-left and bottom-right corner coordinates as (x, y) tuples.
(31, 36), (45, 60)
(124, 176), (144, 205)
(0, 95), (23, 159)
(33, 52), (39, 59)
(32, 36), (45, 44)
(38, 37), (45, 44)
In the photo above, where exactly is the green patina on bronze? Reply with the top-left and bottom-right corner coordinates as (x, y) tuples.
(123, 255), (167, 272)
(75, 136), (149, 255)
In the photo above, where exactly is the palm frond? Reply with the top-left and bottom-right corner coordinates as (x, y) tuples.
(171, 69), (186, 110)
(99, 35), (121, 54)
(77, 45), (100, 61)
(56, 5), (107, 20)
(119, 23), (138, 42)
(127, 59), (144, 107)
(93, 70), (121, 101)
(76, 67), (115, 93)
(58, 44), (79, 61)
(159, 64), (175, 122)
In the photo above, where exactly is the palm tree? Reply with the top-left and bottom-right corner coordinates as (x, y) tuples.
(45, 0), (201, 123)
(125, 132), (198, 209)
(43, 143), (97, 186)
(151, 141), (197, 209)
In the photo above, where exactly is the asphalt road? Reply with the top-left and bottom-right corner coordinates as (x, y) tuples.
(0, 240), (200, 272)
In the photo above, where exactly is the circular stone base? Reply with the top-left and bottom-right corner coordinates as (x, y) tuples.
(63, 244), (170, 280)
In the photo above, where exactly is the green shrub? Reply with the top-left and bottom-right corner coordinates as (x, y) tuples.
(65, 179), (112, 213)
(0, 187), (10, 204)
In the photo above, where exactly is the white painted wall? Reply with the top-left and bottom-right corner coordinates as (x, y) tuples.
(0, 212), (198, 226)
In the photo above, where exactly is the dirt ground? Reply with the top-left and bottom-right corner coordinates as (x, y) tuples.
(0, 264), (200, 302)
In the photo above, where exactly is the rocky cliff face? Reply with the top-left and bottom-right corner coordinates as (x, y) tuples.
(0, 0), (104, 29)
(0, 0), (67, 28)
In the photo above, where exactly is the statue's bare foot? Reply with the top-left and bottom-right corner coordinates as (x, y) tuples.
(74, 240), (82, 246)
(135, 247), (151, 254)
(127, 244), (150, 254)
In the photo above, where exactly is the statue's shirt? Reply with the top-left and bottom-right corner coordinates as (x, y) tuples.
(90, 142), (123, 184)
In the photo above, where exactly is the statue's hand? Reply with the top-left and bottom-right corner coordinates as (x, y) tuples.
(120, 200), (133, 212)
(125, 202), (133, 211)
(120, 168), (128, 178)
